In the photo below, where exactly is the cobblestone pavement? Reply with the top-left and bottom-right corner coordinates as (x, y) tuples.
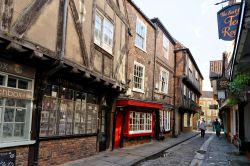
(203, 135), (250, 166)
(136, 133), (211, 166)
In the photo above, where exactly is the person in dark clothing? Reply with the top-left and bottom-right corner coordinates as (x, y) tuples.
(214, 119), (221, 137)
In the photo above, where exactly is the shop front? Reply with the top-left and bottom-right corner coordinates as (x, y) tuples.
(37, 74), (116, 165)
(0, 58), (35, 166)
(115, 99), (162, 148)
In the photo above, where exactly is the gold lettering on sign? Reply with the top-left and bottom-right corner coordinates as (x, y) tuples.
(0, 87), (32, 99)
(219, 6), (240, 39)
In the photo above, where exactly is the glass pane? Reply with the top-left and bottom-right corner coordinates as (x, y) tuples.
(6, 98), (15, 106)
(0, 75), (6, 85)
(4, 108), (15, 122)
(40, 97), (58, 136)
(7, 77), (17, 88)
(18, 80), (29, 89)
(14, 123), (24, 137)
(0, 98), (3, 106)
(16, 99), (26, 108)
(15, 109), (26, 122)
(3, 123), (13, 137)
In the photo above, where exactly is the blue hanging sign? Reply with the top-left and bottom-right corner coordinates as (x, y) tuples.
(217, 4), (241, 41)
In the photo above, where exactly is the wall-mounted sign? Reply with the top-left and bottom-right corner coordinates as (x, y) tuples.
(0, 58), (35, 78)
(0, 86), (33, 99)
(217, 4), (241, 41)
(0, 150), (16, 166)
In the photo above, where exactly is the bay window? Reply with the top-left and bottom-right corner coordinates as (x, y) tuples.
(129, 111), (152, 134)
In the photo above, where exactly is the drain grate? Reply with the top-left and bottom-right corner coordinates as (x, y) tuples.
(196, 150), (206, 154)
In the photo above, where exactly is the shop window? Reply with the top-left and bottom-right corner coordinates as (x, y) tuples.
(129, 111), (152, 134)
(160, 110), (170, 132)
(135, 19), (147, 50)
(0, 75), (33, 143)
(133, 62), (145, 92)
(94, 11), (114, 54)
(40, 85), (98, 137)
(6, 75), (32, 90)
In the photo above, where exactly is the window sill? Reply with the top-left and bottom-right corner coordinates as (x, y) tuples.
(134, 44), (147, 53)
(0, 140), (35, 148)
(154, 91), (170, 96)
(132, 88), (145, 94)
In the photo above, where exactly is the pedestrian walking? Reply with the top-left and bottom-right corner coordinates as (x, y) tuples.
(214, 118), (221, 137)
(198, 118), (206, 138)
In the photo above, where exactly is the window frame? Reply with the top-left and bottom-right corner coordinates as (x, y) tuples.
(40, 85), (99, 137)
(135, 18), (147, 51)
(163, 34), (170, 59)
(159, 67), (169, 94)
(133, 62), (145, 93)
(0, 72), (34, 143)
(129, 111), (152, 134)
(94, 10), (114, 54)
(160, 110), (171, 132)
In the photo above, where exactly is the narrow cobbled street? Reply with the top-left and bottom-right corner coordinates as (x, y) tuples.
(136, 133), (211, 166)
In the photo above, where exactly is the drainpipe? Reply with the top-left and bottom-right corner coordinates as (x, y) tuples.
(32, 0), (69, 165)
(172, 50), (177, 137)
(152, 26), (159, 140)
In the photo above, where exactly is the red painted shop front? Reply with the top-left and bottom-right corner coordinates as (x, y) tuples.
(115, 99), (162, 148)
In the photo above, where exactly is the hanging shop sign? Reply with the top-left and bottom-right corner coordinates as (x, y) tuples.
(217, 3), (241, 41)
(217, 78), (229, 90)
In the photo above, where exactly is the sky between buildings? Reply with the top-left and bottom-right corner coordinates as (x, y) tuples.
(133, 0), (233, 91)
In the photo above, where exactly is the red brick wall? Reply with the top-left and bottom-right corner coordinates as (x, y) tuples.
(124, 136), (151, 147)
(38, 136), (97, 166)
(126, 1), (155, 100)
(0, 146), (29, 166)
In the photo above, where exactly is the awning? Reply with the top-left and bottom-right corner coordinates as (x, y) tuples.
(116, 99), (162, 109)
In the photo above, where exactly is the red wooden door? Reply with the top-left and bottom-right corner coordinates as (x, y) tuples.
(114, 112), (123, 148)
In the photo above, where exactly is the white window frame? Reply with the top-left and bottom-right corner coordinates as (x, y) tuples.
(135, 18), (147, 51)
(129, 111), (152, 134)
(133, 62), (145, 93)
(94, 11), (114, 54)
(163, 34), (169, 59)
(184, 113), (188, 127)
(159, 67), (169, 94)
(160, 110), (171, 132)
(190, 114), (193, 127)
(183, 85), (186, 96)
(0, 72), (34, 143)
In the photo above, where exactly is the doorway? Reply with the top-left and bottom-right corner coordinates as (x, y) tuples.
(98, 108), (107, 152)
